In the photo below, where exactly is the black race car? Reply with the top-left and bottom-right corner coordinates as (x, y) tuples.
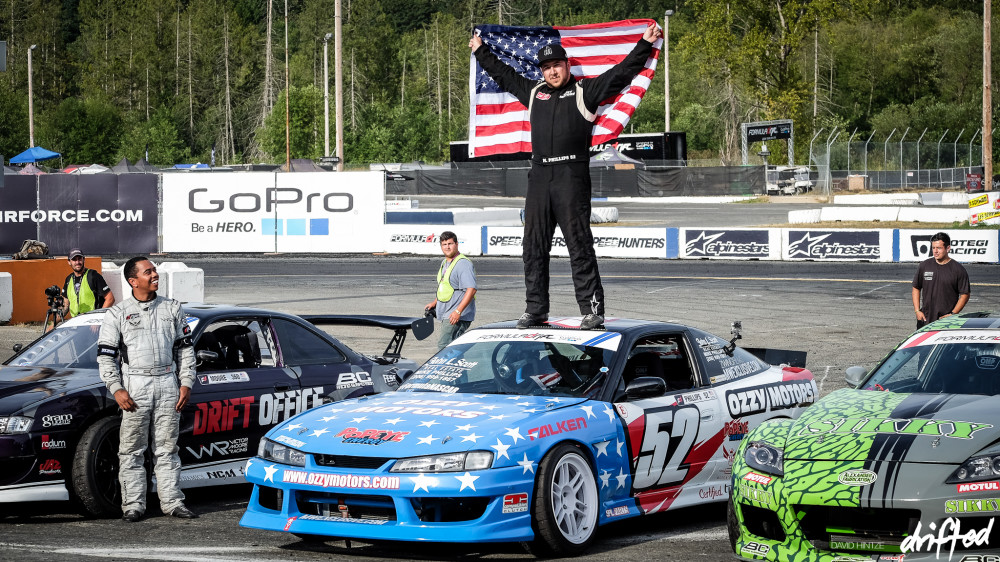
(0, 305), (428, 517)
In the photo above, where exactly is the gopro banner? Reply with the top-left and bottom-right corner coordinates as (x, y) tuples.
(162, 172), (384, 253)
(485, 227), (668, 258)
(897, 229), (998, 263)
(380, 225), (483, 256)
(782, 229), (893, 262)
(679, 228), (780, 260)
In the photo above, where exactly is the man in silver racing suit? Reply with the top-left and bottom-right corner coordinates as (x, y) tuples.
(97, 256), (198, 522)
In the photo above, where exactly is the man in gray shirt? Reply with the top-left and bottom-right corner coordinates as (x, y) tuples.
(425, 231), (477, 349)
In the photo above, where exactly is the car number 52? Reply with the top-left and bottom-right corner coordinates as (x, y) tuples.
(632, 406), (699, 490)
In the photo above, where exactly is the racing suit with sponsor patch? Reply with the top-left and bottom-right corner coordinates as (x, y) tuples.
(474, 38), (653, 316)
(97, 293), (195, 514)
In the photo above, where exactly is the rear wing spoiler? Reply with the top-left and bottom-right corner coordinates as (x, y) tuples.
(302, 314), (433, 360)
(744, 348), (807, 368)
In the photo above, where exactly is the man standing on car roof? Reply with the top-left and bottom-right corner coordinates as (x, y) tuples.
(912, 232), (971, 328)
(425, 231), (477, 349)
(96, 256), (198, 522)
(469, 22), (660, 331)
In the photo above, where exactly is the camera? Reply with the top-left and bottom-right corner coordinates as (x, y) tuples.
(44, 285), (64, 309)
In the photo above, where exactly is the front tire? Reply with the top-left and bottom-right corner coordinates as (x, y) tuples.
(70, 416), (122, 517)
(727, 496), (740, 552)
(527, 443), (599, 557)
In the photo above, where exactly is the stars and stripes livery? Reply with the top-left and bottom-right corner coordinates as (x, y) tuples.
(468, 19), (661, 158)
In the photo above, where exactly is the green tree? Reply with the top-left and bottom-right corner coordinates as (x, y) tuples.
(258, 85), (324, 161)
(40, 96), (124, 164)
(115, 107), (189, 166)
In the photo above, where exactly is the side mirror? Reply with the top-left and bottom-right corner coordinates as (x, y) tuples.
(845, 366), (867, 387)
(625, 376), (667, 400)
(12, 344), (23, 353)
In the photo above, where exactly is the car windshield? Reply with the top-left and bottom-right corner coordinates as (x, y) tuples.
(399, 331), (620, 397)
(7, 324), (102, 369)
(862, 338), (1000, 396)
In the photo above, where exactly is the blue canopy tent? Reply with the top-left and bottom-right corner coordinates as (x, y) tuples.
(9, 146), (61, 164)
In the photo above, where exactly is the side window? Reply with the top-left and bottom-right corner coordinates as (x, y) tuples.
(196, 319), (276, 372)
(696, 332), (769, 385)
(271, 318), (347, 366)
(622, 334), (695, 396)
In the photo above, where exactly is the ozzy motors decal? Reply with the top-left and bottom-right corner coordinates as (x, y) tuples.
(725, 381), (816, 418)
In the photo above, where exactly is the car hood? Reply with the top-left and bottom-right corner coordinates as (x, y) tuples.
(782, 389), (999, 463)
(270, 392), (595, 457)
(0, 365), (102, 413)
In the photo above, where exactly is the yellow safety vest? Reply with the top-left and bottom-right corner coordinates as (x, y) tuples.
(66, 269), (97, 316)
(436, 255), (471, 302)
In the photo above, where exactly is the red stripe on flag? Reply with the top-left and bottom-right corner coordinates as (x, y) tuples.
(475, 121), (531, 137)
(476, 101), (528, 115)
(473, 141), (532, 157)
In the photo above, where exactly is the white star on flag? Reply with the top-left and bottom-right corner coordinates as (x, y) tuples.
(419, 420), (439, 428)
(490, 438), (511, 460)
(417, 435), (436, 445)
(263, 464), (279, 483)
(284, 423), (302, 432)
(456, 472), (480, 492)
(411, 473), (438, 493)
(615, 468), (629, 489)
(594, 440), (610, 457)
(517, 453), (536, 474)
(461, 433), (481, 443)
(455, 424), (476, 432)
(581, 405), (595, 419)
(384, 417), (405, 425)
(504, 427), (525, 443)
(310, 428), (330, 437)
(599, 470), (611, 488)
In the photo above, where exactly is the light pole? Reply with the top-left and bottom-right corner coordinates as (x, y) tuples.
(323, 32), (332, 157)
(663, 10), (673, 132)
(28, 44), (37, 148)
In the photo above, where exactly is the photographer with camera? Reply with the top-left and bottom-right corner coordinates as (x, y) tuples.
(63, 248), (114, 317)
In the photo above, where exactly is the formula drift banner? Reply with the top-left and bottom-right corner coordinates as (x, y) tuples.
(162, 172), (384, 253)
(485, 226), (667, 258)
(680, 228), (779, 260)
(379, 225), (483, 256)
(898, 229), (998, 263)
(782, 229), (892, 262)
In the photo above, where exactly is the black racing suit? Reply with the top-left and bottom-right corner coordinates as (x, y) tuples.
(474, 38), (654, 316)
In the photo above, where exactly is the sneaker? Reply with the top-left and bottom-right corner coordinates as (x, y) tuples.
(122, 510), (142, 522)
(516, 313), (547, 329)
(579, 314), (604, 330)
(170, 505), (199, 519)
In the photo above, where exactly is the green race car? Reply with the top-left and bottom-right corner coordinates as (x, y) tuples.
(728, 313), (1000, 562)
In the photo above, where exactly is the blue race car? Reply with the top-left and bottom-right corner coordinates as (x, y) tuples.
(240, 317), (817, 556)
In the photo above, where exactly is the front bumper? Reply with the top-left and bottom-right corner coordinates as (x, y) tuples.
(240, 457), (536, 543)
(730, 460), (1000, 562)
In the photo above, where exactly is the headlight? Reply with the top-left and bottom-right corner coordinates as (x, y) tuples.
(0, 416), (33, 434)
(258, 438), (307, 467)
(947, 453), (1000, 484)
(744, 441), (784, 477)
(390, 451), (493, 473)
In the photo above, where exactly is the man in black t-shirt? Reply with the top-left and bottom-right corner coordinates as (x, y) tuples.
(912, 232), (971, 329)
(62, 248), (115, 318)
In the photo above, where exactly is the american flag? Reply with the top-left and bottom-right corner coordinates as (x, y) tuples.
(468, 19), (661, 158)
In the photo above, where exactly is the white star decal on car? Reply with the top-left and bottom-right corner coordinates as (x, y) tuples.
(418, 420), (439, 428)
(263, 464), (279, 483)
(480, 404), (500, 411)
(284, 423), (302, 432)
(581, 405), (596, 419)
(325, 407), (343, 413)
(411, 473), (438, 493)
(473, 394), (489, 398)
(351, 416), (368, 423)
(528, 431), (539, 440)
(603, 406), (616, 421)
(593, 440), (610, 457)
(456, 472), (479, 492)
(490, 438), (511, 460)
(504, 427), (525, 443)
(455, 424), (476, 432)
(320, 416), (337, 422)
(599, 470), (611, 488)
(417, 435), (436, 445)
(518, 453), (536, 474)
(545, 397), (563, 403)
(515, 401), (532, 407)
(489, 414), (507, 421)
(506, 396), (522, 401)
(615, 469), (629, 489)
(384, 417), (405, 425)
(521, 408), (539, 414)
(616, 439), (626, 456)
(461, 433), (481, 443)
(310, 428), (330, 437)
(245, 459), (254, 473)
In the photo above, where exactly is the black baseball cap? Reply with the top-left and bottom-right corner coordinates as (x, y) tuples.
(537, 43), (567, 64)
(68, 248), (84, 259)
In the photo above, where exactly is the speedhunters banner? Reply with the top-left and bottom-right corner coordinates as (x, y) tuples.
(0, 174), (157, 254)
(485, 226), (667, 258)
(782, 229), (892, 262)
(680, 228), (779, 260)
(162, 171), (384, 253)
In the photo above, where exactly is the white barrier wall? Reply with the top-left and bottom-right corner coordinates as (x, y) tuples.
(678, 228), (781, 260)
(0, 272), (11, 322)
(379, 225), (483, 256)
(897, 229), (999, 263)
(782, 229), (894, 262)
(162, 172), (384, 253)
(484, 227), (667, 258)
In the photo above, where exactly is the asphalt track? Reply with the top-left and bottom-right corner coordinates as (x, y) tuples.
(3, 255), (999, 561)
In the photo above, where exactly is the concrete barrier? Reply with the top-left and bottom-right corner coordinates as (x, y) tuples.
(896, 207), (968, 223)
(0, 272), (11, 322)
(920, 192), (968, 206)
(819, 207), (899, 222)
(156, 262), (205, 303)
(834, 193), (919, 205)
(788, 209), (822, 224)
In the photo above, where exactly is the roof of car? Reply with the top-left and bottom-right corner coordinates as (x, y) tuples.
(477, 316), (700, 336)
(919, 312), (1000, 332)
(72, 303), (298, 324)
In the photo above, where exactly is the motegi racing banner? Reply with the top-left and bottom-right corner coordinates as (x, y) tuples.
(782, 229), (893, 262)
(484, 226), (667, 258)
(898, 229), (999, 263)
(679, 228), (779, 260)
(0, 174), (157, 254)
(162, 172), (384, 253)
(379, 225), (483, 256)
